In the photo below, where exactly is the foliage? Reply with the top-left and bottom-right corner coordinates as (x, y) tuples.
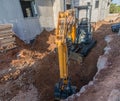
(110, 3), (120, 13)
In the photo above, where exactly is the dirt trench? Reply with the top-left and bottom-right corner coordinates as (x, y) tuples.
(0, 21), (114, 101)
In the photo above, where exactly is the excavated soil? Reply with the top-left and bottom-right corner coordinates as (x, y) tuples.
(73, 29), (120, 101)
(66, 17), (120, 101)
(0, 17), (119, 101)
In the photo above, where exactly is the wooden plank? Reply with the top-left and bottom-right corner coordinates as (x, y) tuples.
(0, 27), (12, 32)
(0, 37), (15, 44)
(0, 41), (15, 47)
(0, 35), (13, 40)
(0, 25), (12, 31)
(0, 45), (17, 53)
(0, 32), (14, 38)
(0, 30), (13, 34)
(0, 24), (17, 52)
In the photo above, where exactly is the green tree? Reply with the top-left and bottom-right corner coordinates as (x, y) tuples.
(110, 3), (120, 13)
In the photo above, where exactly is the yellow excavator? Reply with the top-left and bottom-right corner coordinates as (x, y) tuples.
(54, 3), (96, 100)
(54, 9), (77, 100)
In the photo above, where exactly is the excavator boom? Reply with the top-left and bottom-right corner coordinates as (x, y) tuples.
(54, 10), (76, 100)
(54, 3), (96, 100)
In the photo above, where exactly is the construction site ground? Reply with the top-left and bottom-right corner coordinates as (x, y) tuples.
(0, 15), (120, 101)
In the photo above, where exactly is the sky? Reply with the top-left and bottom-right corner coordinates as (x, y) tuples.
(112, 0), (120, 5)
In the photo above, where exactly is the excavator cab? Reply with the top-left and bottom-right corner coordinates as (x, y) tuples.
(71, 3), (96, 56)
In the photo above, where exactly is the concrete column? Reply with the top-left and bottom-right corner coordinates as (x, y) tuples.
(53, 0), (64, 28)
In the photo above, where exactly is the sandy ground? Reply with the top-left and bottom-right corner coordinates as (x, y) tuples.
(0, 16), (120, 101)
(104, 13), (120, 22)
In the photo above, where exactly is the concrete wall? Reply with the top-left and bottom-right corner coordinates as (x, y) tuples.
(91, 0), (100, 22)
(53, 0), (80, 28)
(53, 0), (64, 28)
(73, 0), (80, 6)
(0, 0), (55, 43)
(99, 0), (110, 21)
(79, 0), (91, 21)
(79, 0), (110, 22)
(36, 0), (54, 29)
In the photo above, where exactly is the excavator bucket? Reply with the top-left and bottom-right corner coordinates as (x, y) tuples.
(54, 79), (76, 100)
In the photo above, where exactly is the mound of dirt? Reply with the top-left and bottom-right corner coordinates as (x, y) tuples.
(72, 34), (120, 101)
(31, 30), (56, 53)
(115, 17), (120, 22)
(0, 49), (18, 70)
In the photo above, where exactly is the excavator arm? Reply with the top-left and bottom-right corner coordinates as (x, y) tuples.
(54, 3), (96, 100)
(54, 9), (76, 100)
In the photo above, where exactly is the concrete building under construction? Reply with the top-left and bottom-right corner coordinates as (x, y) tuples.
(0, 0), (110, 42)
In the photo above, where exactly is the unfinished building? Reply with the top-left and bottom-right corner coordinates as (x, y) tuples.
(79, 0), (111, 22)
(0, 0), (64, 43)
(0, 0), (110, 43)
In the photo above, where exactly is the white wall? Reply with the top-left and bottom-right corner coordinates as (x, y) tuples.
(79, 0), (110, 22)
(53, 0), (64, 28)
(91, 0), (100, 22)
(36, 0), (55, 30)
(0, 0), (55, 43)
